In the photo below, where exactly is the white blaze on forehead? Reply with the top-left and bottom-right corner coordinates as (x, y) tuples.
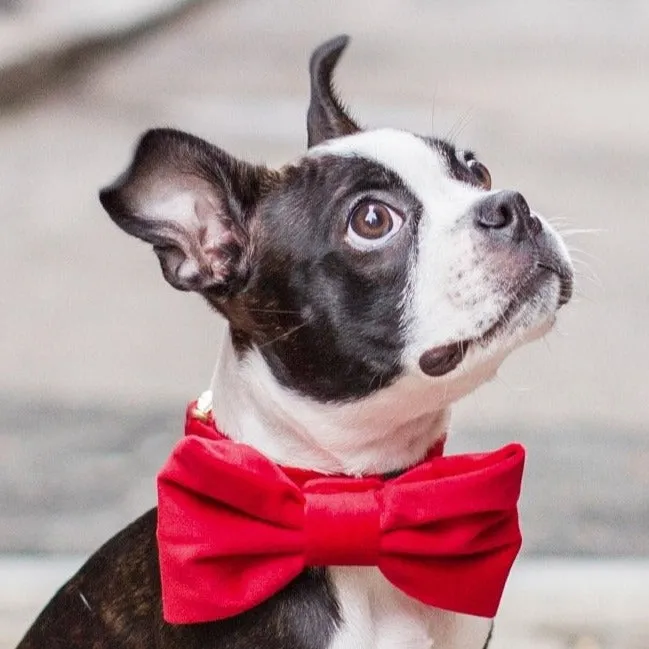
(308, 128), (477, 208)
(310, 129), (439, 195)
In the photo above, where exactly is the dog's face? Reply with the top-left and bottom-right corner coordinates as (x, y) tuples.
(100, 36), (572, 407)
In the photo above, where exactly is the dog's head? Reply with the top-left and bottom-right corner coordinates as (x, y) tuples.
(100, 35), (572, 408)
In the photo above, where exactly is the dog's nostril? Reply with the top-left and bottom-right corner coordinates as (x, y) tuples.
(475, 197), (514, 230)
(473, 190), (531, 238)
(497, 203), (514, 229)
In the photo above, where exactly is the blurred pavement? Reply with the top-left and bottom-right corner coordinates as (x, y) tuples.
(1, 0), (648, 647)
(0, 0), (196, 103)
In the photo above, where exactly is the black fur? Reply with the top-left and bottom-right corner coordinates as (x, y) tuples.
(17, 510), (341, 649)
(307, 35), (360, 147)
(223, 155), (423, 402)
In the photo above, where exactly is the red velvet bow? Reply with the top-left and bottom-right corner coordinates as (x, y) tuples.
(157, 404), (525, 624)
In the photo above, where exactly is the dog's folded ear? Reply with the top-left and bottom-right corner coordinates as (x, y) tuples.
(99, 129), (270, 296)
(307, 35), (361, 147)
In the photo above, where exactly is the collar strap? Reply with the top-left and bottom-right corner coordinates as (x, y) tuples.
(186, 392), (447, 482)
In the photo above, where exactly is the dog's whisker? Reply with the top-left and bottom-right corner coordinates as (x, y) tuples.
(445, 107), (474, 142)
(258, 322), (308, 348)
(569, 256), (600, 274)
(368, 373), (385, 391)
(573, 268), (602, 290)
(430, 84), (439, 135)
(543, 207), (580, 221)
(569, 295), (593, 305)
(493, 372), (530, 394)
(441, 377), (450, 404)
(570, 254), (597, 264)
(541, 334), (553, 353)
(573, 286), (599, 302)
(247, 308), (303, 315)
(567, 247), (602, 265)
(571, 283), (599, 302)
(547, 215), (578, 226)
(559, 228), (605, 237)
(570, 261), (602, 287)
(570, 256), (599, 272)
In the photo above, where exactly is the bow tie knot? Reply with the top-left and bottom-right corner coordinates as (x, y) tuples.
(304, 481), (382, 565)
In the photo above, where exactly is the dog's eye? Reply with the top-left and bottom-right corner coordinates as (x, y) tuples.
(467, 159), (491, 190)
(346, 201), (404, 250)
(459, 151), (492, 190)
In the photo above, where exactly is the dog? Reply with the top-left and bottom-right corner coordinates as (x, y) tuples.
(16, 35), (573, 649)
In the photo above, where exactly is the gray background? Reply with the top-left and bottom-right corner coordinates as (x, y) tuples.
(1, 0), (648, 558)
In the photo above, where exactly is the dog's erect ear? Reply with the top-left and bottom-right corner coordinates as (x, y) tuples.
(99, 129), (269, 295)
(307, 35), (361, 147)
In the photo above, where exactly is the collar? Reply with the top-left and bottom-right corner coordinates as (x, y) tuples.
(186, 390), (448, 483)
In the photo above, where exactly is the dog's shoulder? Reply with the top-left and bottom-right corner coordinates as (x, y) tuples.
(17, 509), (160, 648)
(17, 509), (342, 649)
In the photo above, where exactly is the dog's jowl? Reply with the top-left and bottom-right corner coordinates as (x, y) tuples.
(17, 36), (573, 649)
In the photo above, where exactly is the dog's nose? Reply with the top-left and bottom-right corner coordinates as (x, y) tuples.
(472, 190), (541, 242)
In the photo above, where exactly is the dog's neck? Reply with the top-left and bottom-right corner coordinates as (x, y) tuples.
(209, 334), (452, 476)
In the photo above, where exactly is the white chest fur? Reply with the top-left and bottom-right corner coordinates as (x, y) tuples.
(329, 567), (491, 649)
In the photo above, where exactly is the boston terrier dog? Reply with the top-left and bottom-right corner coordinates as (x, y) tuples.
(16, 35), (573, 649)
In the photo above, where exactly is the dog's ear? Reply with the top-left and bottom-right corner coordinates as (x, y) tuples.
(307, 35), (361, 147)
(99, 129), (269, 296)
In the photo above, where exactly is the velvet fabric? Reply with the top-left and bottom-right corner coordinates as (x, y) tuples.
(157, 403), (525, 624)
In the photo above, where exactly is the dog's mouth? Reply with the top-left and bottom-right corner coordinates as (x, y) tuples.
(418, 264), (573, 378)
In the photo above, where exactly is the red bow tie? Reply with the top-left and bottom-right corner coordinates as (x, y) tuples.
(157, 401), (525, 624)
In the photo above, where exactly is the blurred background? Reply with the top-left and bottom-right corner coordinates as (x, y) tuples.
(0, 0), (647, 647)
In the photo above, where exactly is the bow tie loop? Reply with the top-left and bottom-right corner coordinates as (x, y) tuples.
(382, 444), (524, 530)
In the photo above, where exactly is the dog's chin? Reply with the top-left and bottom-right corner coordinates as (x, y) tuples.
(418, 267), (571, 379)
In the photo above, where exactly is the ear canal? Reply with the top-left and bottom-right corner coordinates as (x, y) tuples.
(307, 34), (361, 147)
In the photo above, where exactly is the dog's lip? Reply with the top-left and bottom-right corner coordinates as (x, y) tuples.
(537, 262), (574, 308)
(418, 340), (470, 377)
(418, 263), (573, 378)
(470, 269), (547, 348)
